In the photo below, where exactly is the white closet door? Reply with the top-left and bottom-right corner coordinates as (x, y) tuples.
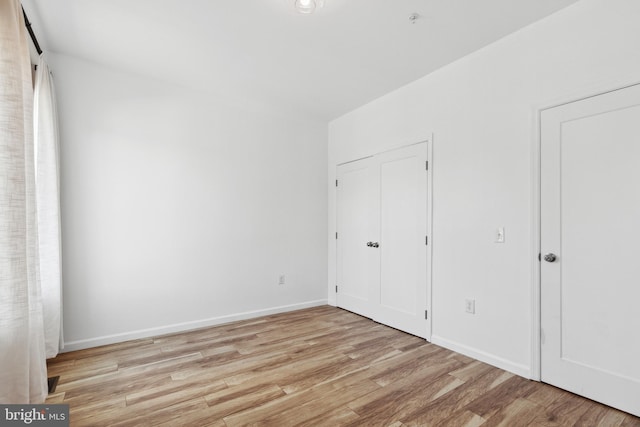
(336, 143), (429, 339)
(541, 83), (640, 417)
(336, 157), (376, 319)
(375, 144), (428, 338)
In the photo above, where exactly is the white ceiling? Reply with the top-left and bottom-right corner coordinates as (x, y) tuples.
(22, 0), (580, 120)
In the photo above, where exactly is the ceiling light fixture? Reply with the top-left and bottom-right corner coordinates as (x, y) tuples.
(293, 0), (324, 15)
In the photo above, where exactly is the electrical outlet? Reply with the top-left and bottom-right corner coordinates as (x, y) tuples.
(465, 299), (475, 314)
(278, 275), (286, 286)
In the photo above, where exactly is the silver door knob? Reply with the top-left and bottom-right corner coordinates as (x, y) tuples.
(544, 253), (557, 262)
(372, 242), (379, 248)
(366, 242), (373, 247)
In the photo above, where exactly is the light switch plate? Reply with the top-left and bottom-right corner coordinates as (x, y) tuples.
(465, 299), (475, 314)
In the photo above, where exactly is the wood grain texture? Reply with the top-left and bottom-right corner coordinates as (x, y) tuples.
(46, 306), (640, 426)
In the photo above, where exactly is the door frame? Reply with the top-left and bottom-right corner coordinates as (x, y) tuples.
(531, 78), (640, 381)
(335, 138), (433, 341)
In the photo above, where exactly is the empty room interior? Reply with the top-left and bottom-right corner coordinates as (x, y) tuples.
(1, 0), (640, 425)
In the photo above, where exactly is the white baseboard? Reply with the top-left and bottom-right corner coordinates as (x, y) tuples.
(431, 335), (531, 379)
(62, 299), (328, 352)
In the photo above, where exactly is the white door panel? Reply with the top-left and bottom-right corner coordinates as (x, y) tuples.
(336, 158), (374, 318)
(336, 143), (429, 338)
(377, 145), (428, 337)
(541, 84), (640, 417)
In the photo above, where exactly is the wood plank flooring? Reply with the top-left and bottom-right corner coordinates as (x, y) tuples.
(46, 306), (640, 426)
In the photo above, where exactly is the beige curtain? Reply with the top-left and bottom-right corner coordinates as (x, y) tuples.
(34, 55), (63, 359)
(0, 0), (48, 403)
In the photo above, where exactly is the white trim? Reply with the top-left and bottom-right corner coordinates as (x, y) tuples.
(531, 75), (640, 382)
(328, 159), (337, 307)
(537, 80), (640, 114)
(335, 139), (428, 167)
(431, 335), (531, 379)
(331, 162), (340, 307)
(62, 299), (328, 352)
(425, 136), (434, 342)
(336, 155), (373, 167)
(530, 106), (542, 381)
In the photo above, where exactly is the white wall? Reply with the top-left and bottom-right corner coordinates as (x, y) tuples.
(328, 0), (640, 377)
(50, 54), (328, 350)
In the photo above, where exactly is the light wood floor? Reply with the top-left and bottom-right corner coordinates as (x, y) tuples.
(46, 306), (640, 426)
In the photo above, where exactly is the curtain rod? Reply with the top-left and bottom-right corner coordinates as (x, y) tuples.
(22, 6), (43, 55)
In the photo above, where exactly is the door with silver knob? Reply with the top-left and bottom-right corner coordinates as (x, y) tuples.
(336, 142), (430, 339)
(336, 157), (375, 319)
(540, 83), (640, 416)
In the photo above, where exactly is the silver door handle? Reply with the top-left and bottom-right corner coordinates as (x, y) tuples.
(544, 253), (557, 262)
